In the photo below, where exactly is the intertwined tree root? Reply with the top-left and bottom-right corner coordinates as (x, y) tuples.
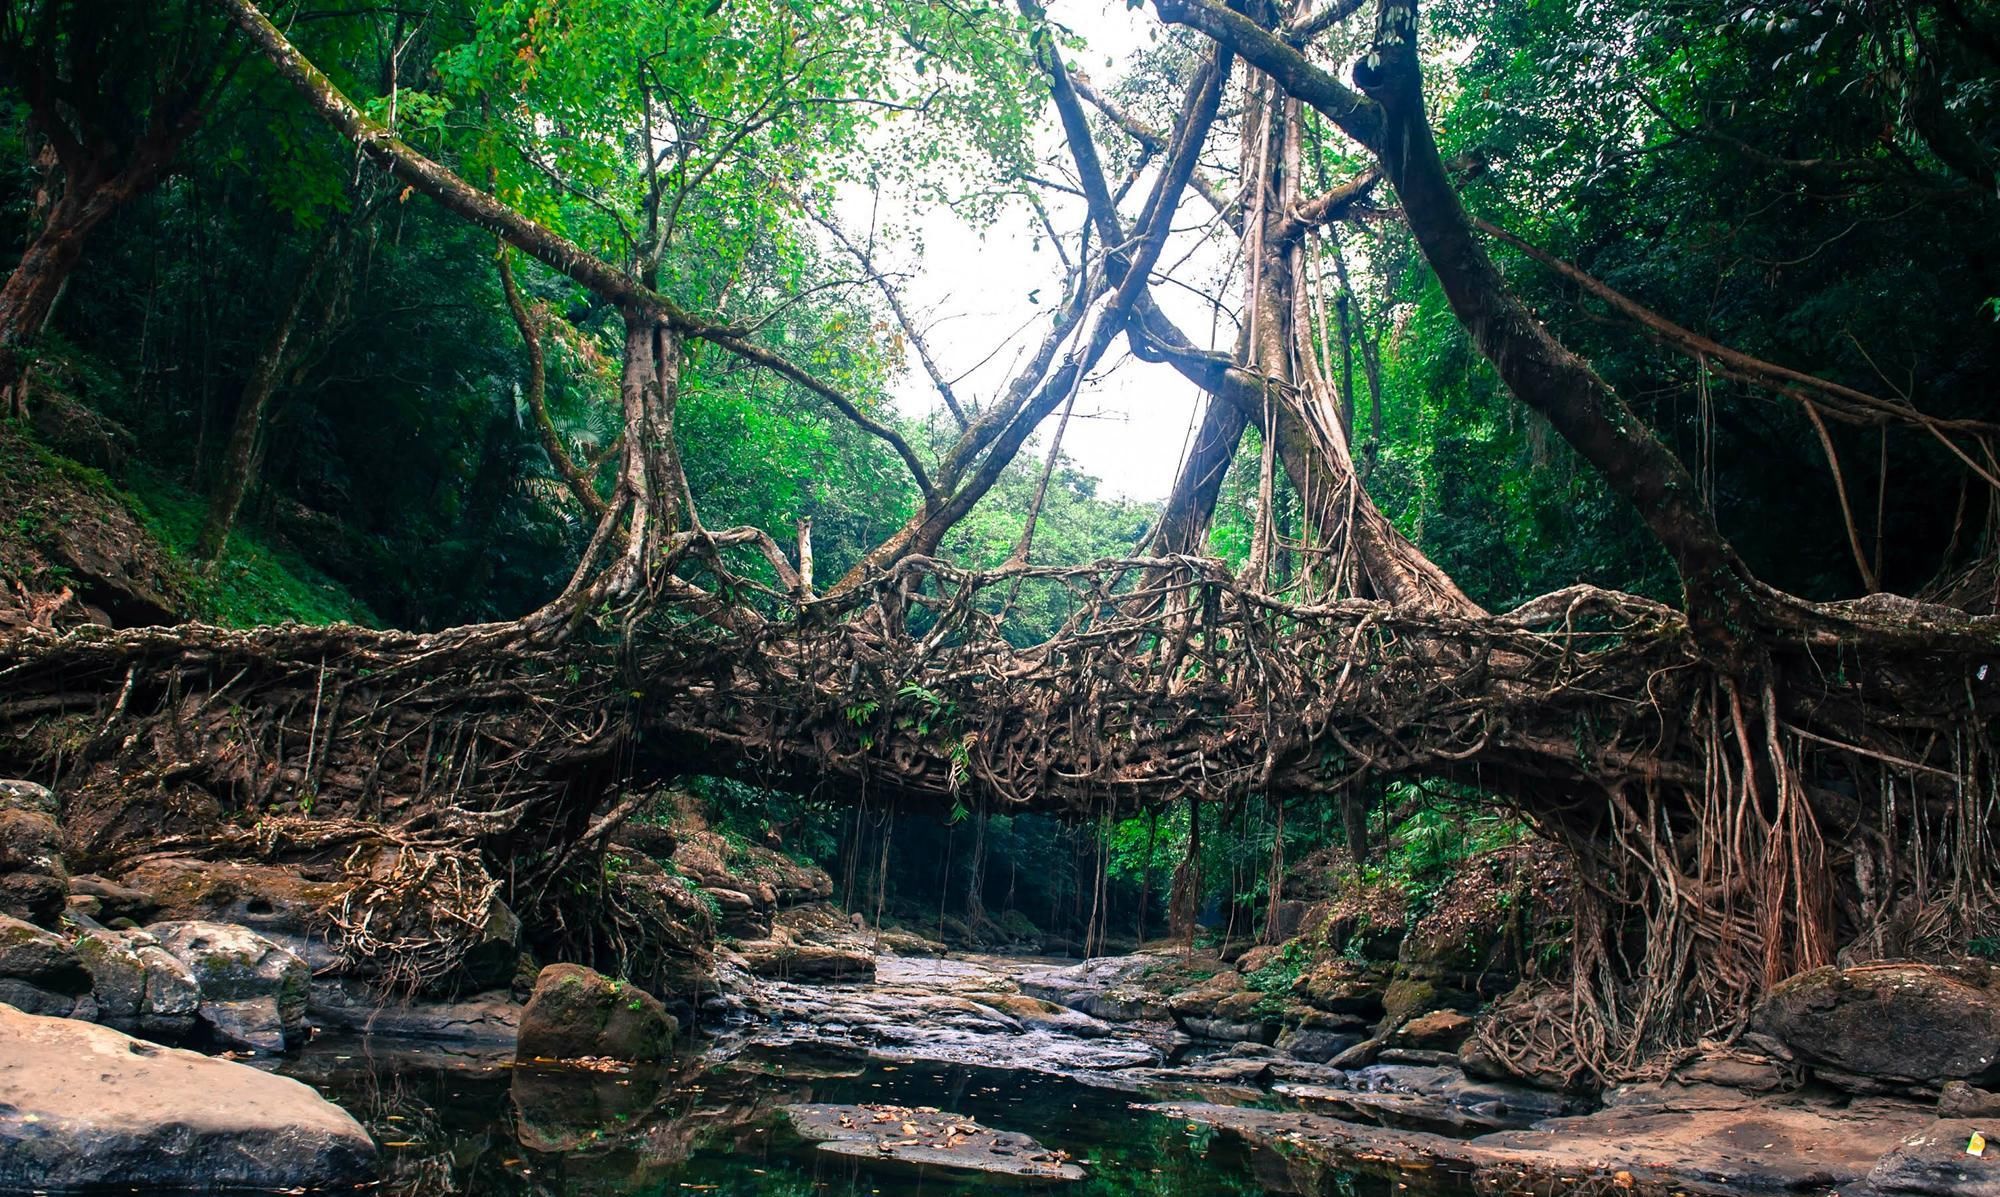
(2, 555), (1994, 1078)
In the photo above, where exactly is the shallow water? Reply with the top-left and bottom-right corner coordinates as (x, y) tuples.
(281, 1036), (1388, 1197)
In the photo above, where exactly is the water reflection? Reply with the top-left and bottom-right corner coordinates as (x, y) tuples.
(283, 1037), (1387, 1197)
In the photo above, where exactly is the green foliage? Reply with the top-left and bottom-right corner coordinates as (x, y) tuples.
(1367, 784), (1527, 918)
(121, 466), (378, 627)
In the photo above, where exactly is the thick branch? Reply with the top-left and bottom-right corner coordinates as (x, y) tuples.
(213, 0), (940, 507)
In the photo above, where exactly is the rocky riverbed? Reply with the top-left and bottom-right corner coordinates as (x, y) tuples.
(6, 769), (2000, 1195)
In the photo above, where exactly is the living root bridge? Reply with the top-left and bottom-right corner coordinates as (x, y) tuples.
(1, 556), (1996, 1075)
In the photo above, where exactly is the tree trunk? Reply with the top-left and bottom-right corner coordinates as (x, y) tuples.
(196, 234), (335, 562)
(0, 185), (110, 415)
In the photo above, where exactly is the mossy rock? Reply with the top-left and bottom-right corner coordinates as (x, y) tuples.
(517, 963), (678, 1063)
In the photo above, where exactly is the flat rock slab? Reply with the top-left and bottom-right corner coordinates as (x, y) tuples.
(0, 1000), (376, 1191)
(1145, 1091), (1936, 1197)
(785, 1102), (1084, 1182)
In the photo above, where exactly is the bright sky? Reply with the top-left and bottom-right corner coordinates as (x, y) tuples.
(847, 0), (1235, 503)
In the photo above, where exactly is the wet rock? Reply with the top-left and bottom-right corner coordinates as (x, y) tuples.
(1752, 961), (2000, 1089)
(148, 920), (311, 1051)
(735, 935), (875, 981)
(729, 955), (1168, 1077)
(1867, 1119), (2000, 1196)
(0, 913), (85, 989)
(70, 926), (200, 1040)
(704, 886), (773, 938)
(0, 1002), (376, 1191)
(1378, 1047), (1461, 1066)
(731, 902), (875, 982)
(785, 1103), (1084, 1181)
(0, 782), (56, 819)
(968, 992), (1113, 1037)
(517, 963), (677, 1062)
(0, 781), (66, 926)
(875, 926), (948, 956)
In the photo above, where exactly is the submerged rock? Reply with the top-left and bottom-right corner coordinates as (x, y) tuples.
(147, 919), (311, 1051)
(1752, 961), (2000, 1089)
(785, 1102), (1084, 1181)
(517, 963), (677, 1062)
(0, 1001), (376, 1190)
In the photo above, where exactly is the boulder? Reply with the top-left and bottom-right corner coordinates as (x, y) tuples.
(1752, 961), (2000, 1089)
(0, 781), (66, 926)
(148, 920), (311, 1051)
(1291, 959), (1387, 1018)
(70, 926), (200, 1040)
(735, 936), (876, 981)
(0, 913), (88, 1016)
(1393, 1008), (1474, 1052)
(0, 1001), (376, 1191)
(517, 963), (678, 1062)
(66, 874), (158, 924)
(455, 893), (523, 992)
(1866, 1120), (2000, 1197)
(1277, 1026), (1366, 1063)
(120, 857), (343, 942)
(1940, 1080), (2000, 1120)
(1169, 971), (1279, 1043)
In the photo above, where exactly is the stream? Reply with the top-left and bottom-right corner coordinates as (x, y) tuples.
(270, 952), (1431, 1197)
(282, 1039), (1366, 1197)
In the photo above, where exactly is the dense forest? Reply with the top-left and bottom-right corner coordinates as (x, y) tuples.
(1, 0), (1997, 1105)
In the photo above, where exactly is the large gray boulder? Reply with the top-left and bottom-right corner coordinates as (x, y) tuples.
(147, 920), (310, 1052)
(71, 925), (201, 1040)
(1752, 962), (2000, 1089)
(0, 1001), (376, 1190)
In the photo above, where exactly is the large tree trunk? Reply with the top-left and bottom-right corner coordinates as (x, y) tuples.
(0, 175), (131, 415)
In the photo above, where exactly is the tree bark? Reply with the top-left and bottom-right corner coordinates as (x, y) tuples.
(196, 233), (336, 562)
(0, 162), (169, 414)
